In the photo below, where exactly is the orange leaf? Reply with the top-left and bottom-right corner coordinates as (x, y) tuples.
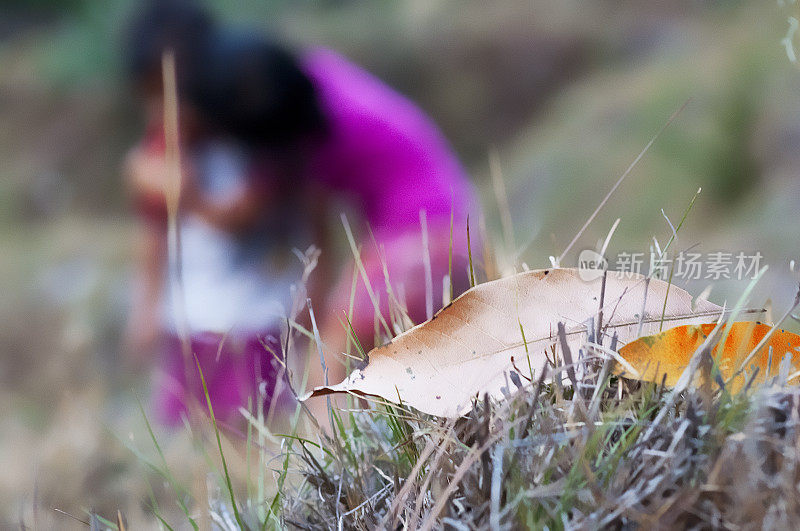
(617, 322), (800, 391)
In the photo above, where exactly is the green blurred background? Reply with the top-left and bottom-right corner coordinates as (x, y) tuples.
(2, 0), (799, 527)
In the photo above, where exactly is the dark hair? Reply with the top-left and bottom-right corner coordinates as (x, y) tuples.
(124, 0), (214, 93)
(189, 31), (326, 148)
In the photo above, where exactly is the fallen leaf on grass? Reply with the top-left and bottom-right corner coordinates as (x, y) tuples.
(616, 322), (800, 392)
(307, 268), (731, 417)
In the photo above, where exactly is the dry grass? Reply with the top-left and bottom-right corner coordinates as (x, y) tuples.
(278, 349), (800, 530)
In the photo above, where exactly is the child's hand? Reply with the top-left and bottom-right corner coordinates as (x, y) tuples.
(125, 146), (198, 213)
(125, 146), (169, 199)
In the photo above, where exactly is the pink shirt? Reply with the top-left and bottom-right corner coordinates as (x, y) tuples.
(303, 48), (476, 239)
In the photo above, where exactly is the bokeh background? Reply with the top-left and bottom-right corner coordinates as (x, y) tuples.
(2, 0), (799, 527)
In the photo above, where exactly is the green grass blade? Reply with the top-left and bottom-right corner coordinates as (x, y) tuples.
(195, 356), (245, 530)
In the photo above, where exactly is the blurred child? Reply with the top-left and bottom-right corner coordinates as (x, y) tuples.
(190, 32), (479, 392)
(123, 2), (304, 426)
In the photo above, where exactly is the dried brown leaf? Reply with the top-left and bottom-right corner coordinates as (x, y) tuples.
(307, 268), (726, 417)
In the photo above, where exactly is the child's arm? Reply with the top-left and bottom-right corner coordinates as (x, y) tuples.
(127, 142), (264, 233)
(123, 146), (168, 363)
